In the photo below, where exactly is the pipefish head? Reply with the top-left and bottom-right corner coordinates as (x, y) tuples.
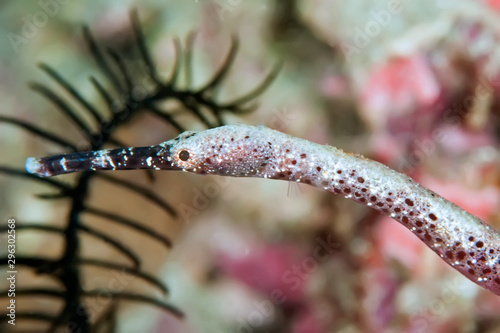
(25, 125), (276, 177)
(165, 124), (275, 177)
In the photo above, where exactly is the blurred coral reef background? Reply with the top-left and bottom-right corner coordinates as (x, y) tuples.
(2, 0), (500, 332)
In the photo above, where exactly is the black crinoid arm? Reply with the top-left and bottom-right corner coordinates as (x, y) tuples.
(0, 9), (278, 332)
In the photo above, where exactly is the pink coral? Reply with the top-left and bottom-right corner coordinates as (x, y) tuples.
(217, 243), (307, 304)
(360, 54), (442, 130)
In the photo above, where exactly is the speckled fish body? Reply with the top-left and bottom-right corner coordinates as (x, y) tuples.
(26, 124), (500, 295)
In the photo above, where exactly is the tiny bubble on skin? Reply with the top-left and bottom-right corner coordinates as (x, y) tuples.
(25, 124), (500, 296)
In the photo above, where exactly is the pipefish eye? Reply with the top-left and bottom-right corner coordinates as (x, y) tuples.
(179, 150), (190, 161)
